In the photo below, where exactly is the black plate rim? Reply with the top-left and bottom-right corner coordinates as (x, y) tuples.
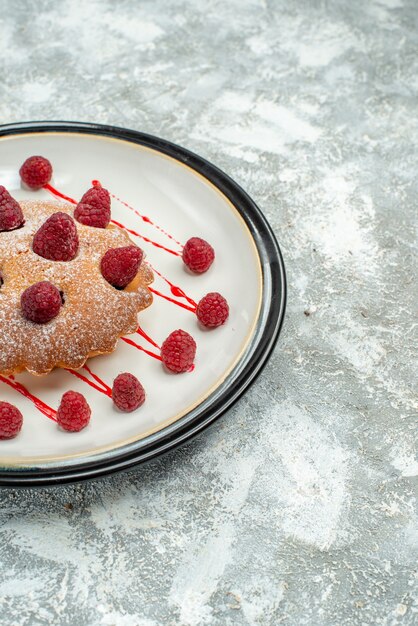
(0, 121), (286, 487)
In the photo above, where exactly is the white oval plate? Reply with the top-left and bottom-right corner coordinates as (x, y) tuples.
(0, 122), (286, 486)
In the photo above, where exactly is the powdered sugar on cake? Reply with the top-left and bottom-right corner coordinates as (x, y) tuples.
(0, 200), (153, 375)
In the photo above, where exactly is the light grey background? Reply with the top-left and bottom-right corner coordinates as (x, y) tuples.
(0, 1), (417, 625)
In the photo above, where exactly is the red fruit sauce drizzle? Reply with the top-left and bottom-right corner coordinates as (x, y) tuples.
(121, 336), (162, 361)
(91, 180), (183, 248)
(66, 366), (112, 398)
(136, 325), (160, 349)
(149, 287), (196, 313)
(0, 374), (57, 421)
(110, 218), (180, 257)
(150, 265), (197, 310)
(83, 364), (112, 393)
(44, 184), (76, 205)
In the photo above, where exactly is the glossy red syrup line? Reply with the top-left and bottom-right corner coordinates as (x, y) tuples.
(149, 287), (197, 313)
(136, 325), (160, 349)
(110, 219), (180, 257)
(44, 184), (77, 205)
(66, 368), (112, 398)
(121, 337), (162, 361)
(92, 181), (183, 248)
(0, 375), (57, 421)
(150, 265), (197, 309)
(83, 364), (112, 394)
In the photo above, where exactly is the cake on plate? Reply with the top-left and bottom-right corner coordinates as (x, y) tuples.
(0, 192), (153, 376)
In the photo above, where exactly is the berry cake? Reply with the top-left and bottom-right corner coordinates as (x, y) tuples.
(0, 197), (153, 375)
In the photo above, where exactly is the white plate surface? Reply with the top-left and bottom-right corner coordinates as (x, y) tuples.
(0, 132), (262, 464)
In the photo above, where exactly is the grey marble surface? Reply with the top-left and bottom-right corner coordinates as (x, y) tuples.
(0, 0), (417, 624)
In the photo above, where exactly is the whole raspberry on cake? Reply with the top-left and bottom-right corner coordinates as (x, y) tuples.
(0, 194), (153, 375)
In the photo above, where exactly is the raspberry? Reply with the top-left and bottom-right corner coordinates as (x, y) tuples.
(0, 185), (24, 232)
(0, 402), (23, 439)
(182, 237), (215, 273)
(57, 391), (91, 432)
(33, 212), (79, 261)
(161, 329), (196, 373)
(196, 292), (229, 328)
(21, 281), (62, 324)
(19, 155), (52, 189)
(112, 373), (145, 412)
(74, 186), (111, 228)
(100, 245), (143, 289)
